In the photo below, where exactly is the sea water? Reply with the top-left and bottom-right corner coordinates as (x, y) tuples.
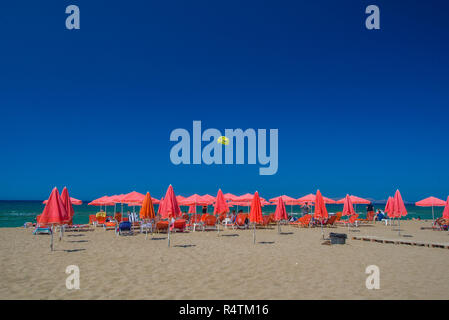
(0, 201), (442, 228)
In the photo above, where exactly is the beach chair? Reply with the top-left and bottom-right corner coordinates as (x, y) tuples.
(103, 221), (116, 231)
(114, 212), (122, 223)
(89, 215), (97, 225)
(202, 215), (217, 231)
(155, 221), (169, 233)
(33, 215), (52, 234)
(171, 219), (187, 232)
(291, 214), (311, 228)
(256, 215), (271, 229)
(117, 221), (133, 236)
(335, 212), (342, 222)
(96, 216), (107, 227)
(338, 214), (359, 227)
(358, 211), (375, 224)
(232, 214), (248, 230)
(322, 215), (337, 227)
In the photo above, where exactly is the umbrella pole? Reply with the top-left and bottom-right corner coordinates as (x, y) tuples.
(253, 223), (256, 244)
(50, 225), (54, 251)
(168, 220), (171, 247)
(432, 205), (435, 223)
(321, 221), (324, 240)
(278, 221), (281, 234)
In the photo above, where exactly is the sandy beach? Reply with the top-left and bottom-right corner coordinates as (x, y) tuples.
(1, 220), (449, 300)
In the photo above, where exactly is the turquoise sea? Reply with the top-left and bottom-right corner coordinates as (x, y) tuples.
(0, 201), (442, 228)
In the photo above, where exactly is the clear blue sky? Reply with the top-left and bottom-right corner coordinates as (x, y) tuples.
(1, 0), (448, 201)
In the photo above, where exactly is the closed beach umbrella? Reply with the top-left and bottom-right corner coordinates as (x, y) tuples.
(342, 194), (355, 233)
(40, 187), (68, 251)
(337, 195), (370, 213)
(442, 196), (449, 220)
(270, 195), (298, 215)
(159, 185), (182, 247)
(249, 191), (263, 244)
(213, 189), (229, 235)
(384, 197), (393, 218)
(274, 196), (288, 233)
(415, 196), (446, 222)
(342, 194), (355, 216)
(213, 189), (229, 215)
(43, 197), (82, 205)
(392, 190), (407, 236)
(157, 197), (164, 215)
(139, 192), (155, 220)
(314, 190), (328, 239)
(60, 187), (75, 241)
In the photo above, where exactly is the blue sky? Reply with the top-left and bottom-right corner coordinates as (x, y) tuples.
(0, 0), (448, 201)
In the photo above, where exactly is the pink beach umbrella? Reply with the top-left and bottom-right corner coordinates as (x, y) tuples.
(43, 197), (82, 205)
(249, 191), (263, 244)
(273, 196), (288, 233)
(213, 189), (229, 234)
(342, 194), (355, 233)
(415, 196), (446, 222)
(442, 196), (449, 220)
(159, 185), (182, 247)
(391, 190), (407, 236)
(384, 197), (393, 218)
(39, 187), (68, 251)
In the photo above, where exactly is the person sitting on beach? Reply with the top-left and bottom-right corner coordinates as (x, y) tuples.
(375, 210), (384, 221)
(230, 211), (237, 223)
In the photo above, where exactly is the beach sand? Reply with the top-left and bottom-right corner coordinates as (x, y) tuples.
(1, 220), (449, 300)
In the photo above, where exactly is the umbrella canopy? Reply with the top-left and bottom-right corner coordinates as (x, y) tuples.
(415, 196), (446, 207)
(60, 187), (75, 220)
(213, 189), (229, 215)
(235, 193), (255, 203)
(392, 190), (407, 218)
(342, 194), (355, 216)
(297, 193), (336, 204)
(336, 195), (371, 204)
(122, 191), (145, 204)
(44, 196), (82, 205)
(159, 185), (182, 219)
(39, 188), (69, 225)
(223, 193), (239, 201)
(201, 194), (216, 204)
(269, 195), (298, 205)
(139, 192), (155, 220)
(109, 194), (126, 203)
(384, 197), (393, 218)
(443, 196), (449, 220)
(180, 194), (209, 206)
(88, 196), (115, 206)
(274, 197), (288, 221)
(249, 192), (263, 224)
(314, 190), (328, 220)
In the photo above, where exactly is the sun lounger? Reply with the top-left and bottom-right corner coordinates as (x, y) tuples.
(256, 215), (271, 229)
(155, 221), (169, 233)
(291, 214), (311, 228)
(33, 225), (52, 235)
(202, 215), (217, 231)
(171, 219), (187, 232)
(322, 215), (337, 227)
(337, 214), (359, 227)
(103, 221), (116, 231)
(89, 215), (97, 225)
(117, 221), (133, 236)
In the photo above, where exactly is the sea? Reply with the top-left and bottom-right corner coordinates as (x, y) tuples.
(0, 200), (442, 228)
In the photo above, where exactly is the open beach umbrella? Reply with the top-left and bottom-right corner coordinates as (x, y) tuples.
(415, 196), (446, 222)
(39, 187), (68, 251)
(274, 196), (288, 233)
(159, 185), (182, 247)
(314, 190), (328, 238)
(297, 193), (336, 216)
(180, 194), (209, 220)
(392, 190), (407, 236)
(224, 193), (239, 201)
(88, 196), (115, 216)
(122, 191), (145, 204)
(337, 195), (370, 213)
(442, 196), (449, 220)
(249, 191), (263, 244)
